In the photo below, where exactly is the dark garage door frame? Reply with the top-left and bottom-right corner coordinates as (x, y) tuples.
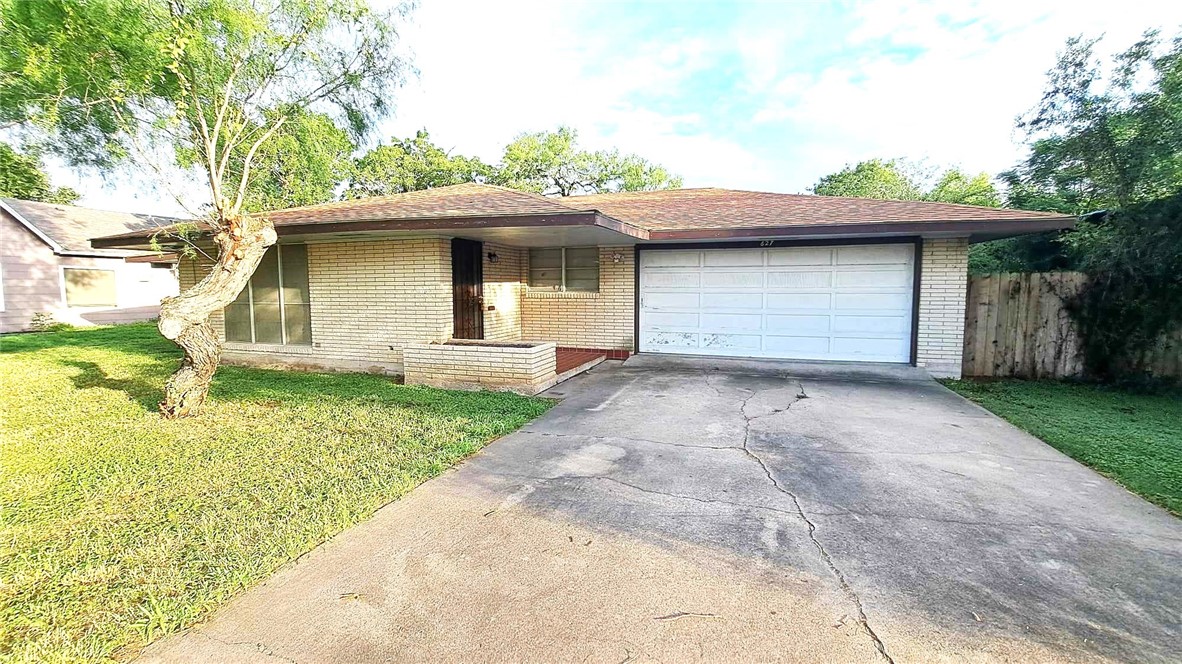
(633, 236), (924, 366)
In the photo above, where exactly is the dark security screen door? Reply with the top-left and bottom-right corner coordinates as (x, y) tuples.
(451, 238), (484, 339)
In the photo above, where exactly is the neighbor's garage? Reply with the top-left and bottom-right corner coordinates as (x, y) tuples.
(638, 243), (916, 362)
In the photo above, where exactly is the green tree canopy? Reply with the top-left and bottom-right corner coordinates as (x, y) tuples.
(810, 159), (923, 200)
(495, 126), (682, 196)
(236, 107), (356, 212)
(811, 158), (1001, 206)
(346, 130), (493, 199)
(0, 142), (79, 203)
(926, 170), (1002, 207)
(1001, 31), (1182, 214)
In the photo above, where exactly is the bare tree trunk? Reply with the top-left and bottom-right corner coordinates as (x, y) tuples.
(158, 214), (277, 418)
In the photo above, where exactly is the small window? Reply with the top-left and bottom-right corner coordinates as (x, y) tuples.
(224, 244), (312, 345)
(63, 268), (117, 307)
(528, 247), (599, 292)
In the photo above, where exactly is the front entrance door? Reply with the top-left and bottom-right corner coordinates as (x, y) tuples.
(451, 238), (484, 339)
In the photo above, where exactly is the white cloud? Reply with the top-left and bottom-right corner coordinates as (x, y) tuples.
(756, 0), (1182, 191)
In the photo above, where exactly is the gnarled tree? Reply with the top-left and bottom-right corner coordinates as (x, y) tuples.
(1, 0), (411, 417)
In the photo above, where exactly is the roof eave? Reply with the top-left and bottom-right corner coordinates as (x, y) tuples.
(91, 211), (650, 250)
(645, 217), (1076, 241)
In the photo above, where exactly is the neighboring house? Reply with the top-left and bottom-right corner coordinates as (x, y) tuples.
(0, 198), (179, 333)
(93, 183), (1074, 379)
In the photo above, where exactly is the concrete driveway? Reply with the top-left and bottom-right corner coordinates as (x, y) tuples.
(142, 358), (1182, 663)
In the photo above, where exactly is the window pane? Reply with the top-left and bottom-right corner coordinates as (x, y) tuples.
(565, 247), (599, 267)
(252, 248), (282, 344)
(284, 304), (311, 345)
(565, 246), (599, 291)
(224, 282), (252, 342)
(280, 245), (309, 305)
(529, 269), (561, 288)
(63, 269), (117, 307)
(529, 248), (562, 269)
(224, 303), (252, 342)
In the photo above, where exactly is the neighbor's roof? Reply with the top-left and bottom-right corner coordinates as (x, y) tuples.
(1, 197), (178, 258)
(91, 182), (1075, 247)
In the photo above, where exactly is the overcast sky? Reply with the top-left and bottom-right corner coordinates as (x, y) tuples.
(47, 0), (1181, 215)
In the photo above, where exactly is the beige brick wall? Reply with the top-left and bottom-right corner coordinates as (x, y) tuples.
(482, 243), (524, 341)
(178, 238), (453, 373)
(520, 246), (634, 351)
(916, 237), (969, 378)
(404, 341), (556, 394)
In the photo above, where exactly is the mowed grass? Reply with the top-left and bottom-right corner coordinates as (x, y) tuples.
(0, 323), (553, 662)
(943, 379), (1182, 515)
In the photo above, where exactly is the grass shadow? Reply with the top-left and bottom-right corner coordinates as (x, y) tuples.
(60, 360), (163, 412)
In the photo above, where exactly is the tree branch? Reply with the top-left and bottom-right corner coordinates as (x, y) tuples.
(229, 116), (285, 215)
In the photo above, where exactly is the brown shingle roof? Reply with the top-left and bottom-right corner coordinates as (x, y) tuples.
(2, 197), (177, 257)
(563, 187), (1067, 231)
(92, 183), (1075, 246)
(267, 182), (578, 226)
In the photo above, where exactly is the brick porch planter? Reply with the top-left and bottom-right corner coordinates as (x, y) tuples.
(403, 340), (559, 395)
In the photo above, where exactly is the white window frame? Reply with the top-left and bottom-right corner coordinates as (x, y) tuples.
(528, 246), (600, 292)
(227, 244), (309, 346)
(59, 266), (118, 308)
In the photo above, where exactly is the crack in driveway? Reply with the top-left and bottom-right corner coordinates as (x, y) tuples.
(189, 630), (300, 664)
(733, 378), (896, 664)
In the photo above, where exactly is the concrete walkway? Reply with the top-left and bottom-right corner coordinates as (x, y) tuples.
(141, 358), (1182, 663)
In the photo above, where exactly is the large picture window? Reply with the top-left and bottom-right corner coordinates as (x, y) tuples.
(224, 244), (311, 345)
(62, 268), (117, 307)
(528, 247), (599, 292)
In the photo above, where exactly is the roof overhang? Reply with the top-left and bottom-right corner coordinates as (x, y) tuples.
(644, 217), (1076, 242)
(91, 210), (1076, 250)
(92, 211), (651, 251)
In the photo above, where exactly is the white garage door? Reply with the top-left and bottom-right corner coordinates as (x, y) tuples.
(639, 244), (915, 362)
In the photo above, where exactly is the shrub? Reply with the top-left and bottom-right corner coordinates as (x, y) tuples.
(1066, 192), (1182, 380)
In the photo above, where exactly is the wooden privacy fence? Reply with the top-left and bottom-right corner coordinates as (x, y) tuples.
(962, 272), (1182, 379)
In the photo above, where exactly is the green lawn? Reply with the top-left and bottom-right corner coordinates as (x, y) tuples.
(0, 323), (552, 662)
(943, 378), (1182, 515)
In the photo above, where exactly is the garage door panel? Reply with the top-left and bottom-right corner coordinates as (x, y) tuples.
(645, 292), (700, 309)
(646, 312), (699, 328)
(643, 331), (698, 349)
(704, 249), (763, 266)
(645, 272), (701, 288)
(834, 314), (909, 334)
(836, 269), (912, 288)
(764, 335), (831, 354)
(702, 272), (764, 288)
(700, 292), (763, 309)
(640, 244), (914, 362)
(767, 314), (830, 333)
(702, 333), (762, 351)
(768, 247), (833, 266)
(837, 245), (911, 265)
(832, 336), (910, 358)
(767, 271), (832, 288)
(766, 292), (832, 311)
(643, 251), (700, 267)
(700, 313), (763, 329)
(835, 293), (910, 311)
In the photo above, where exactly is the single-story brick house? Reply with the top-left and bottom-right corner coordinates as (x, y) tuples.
(1, 198), (179, 333)
(93, 183), (1073, 382)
